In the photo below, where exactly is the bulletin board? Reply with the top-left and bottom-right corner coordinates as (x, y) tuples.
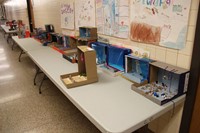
(96, 0), (129, 38)
(130, 0), (192, 49)
(75, 0), (96, 30)
(60, 0), (75, 30)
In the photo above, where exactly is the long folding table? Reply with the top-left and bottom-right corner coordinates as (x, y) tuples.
(27, 47), (185, 133)
(1, 25), (18, 43)
(8, 36), (186, 133)
(12, 36), (45, 62)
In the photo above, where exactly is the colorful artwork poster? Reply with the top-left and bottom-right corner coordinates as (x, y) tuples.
(96, 0), (129, 38)
(75, 0), (96, 30)
(61, 1), (75, 30)
(130, 0), (192, 49)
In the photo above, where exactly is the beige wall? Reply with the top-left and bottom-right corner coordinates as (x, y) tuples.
(3, 0), (199, 132)
(4, 0), (29, 26)
(31, 0), (198, 70)
(4, 0), (198, 69)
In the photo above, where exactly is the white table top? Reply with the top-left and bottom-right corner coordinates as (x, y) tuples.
(12, 36), (45, 52)
(27, 47), (185, 133)
(1, 24), (18, 34)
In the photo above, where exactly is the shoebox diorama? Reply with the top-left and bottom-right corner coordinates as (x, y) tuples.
(122, 54), (153, 86)
(120, 48), (152, 86)
(103, 45), (132, 72)
(33, 26), (53, 43)
(61, 46), (98, 88)
(62, 48), (78, 63)
(132, 61), (190, 105)
(62, 27), (98, 63)
(48, 33), (77, 50)
(90, 41), (132, 76)
(90, 42), (108, 64)
(77, 27), (97, 46)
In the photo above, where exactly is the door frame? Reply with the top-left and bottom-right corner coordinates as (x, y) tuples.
(179, 3), (200, 133)
(26, 0), (35, 32)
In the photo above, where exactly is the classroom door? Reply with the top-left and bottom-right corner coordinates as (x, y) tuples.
(189, 78), (200, 133)
(27, 0), (35, 32)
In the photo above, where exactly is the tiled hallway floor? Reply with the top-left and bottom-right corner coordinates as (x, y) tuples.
(0, 34), (100, 133)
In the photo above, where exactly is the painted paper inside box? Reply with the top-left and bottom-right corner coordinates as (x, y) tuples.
(91, 42), (108, 64)
(107, 45), (132, 71)
(124, 55), (152, 84)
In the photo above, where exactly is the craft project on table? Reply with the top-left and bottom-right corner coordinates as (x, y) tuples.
(132, 61), (190, 105)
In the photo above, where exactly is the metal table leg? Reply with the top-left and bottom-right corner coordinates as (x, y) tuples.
(18, 49), (25, 62)
(34, 65), (43, 85)
(134, 125), (153, 133)
(7, 33), (11, 43)
(12, 40), (16, 50)
(4, 32), (6, 38)
(39, 74), (48, 94)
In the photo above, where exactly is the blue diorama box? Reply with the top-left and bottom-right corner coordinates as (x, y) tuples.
(122, 55), (153, 86)
(106, 45), (132, 71)
(90, 42), (108, 64)
(79, 27), (97, 40)
(132, 61), (190, 105)
(91, 42), (131, 76)
(77, 27), (97, 45)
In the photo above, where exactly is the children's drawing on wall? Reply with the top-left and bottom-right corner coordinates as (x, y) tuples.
(60, 1), (74, 30)
(75, 0), (96, 30)
(130, 0), (192, 49)
(131, 22), (161, 44)
(96, 0), (129, 38)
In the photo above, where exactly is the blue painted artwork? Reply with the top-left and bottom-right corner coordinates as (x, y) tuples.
(96, 0), (129, 38)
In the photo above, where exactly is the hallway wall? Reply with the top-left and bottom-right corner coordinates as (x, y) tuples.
(4, 0), (29, 27)
(32, 0), (199, 70)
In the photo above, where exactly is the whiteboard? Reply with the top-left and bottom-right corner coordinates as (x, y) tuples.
(130, 0), (192, 49)
(96, 0), (129, 38)
(75, 0), (96, 30)
(60, 0), (75, 30)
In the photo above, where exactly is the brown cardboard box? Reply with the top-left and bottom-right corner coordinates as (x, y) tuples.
(79, 27), (97, 40)
(62, 48), (77, 63)
(132, 61), (189, 105)
(77, 27), (97, 46)
(61, 46), (98, 88)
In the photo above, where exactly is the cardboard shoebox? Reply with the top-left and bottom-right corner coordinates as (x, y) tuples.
(61, 46), (98, 88)
(132, 61), (190, 105)
(62, 48), (78, 63)
(77, 27), (97, 46)
(121, 55), (153, 87)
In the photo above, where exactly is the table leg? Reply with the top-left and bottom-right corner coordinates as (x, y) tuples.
(39, 74), (48, 94)
(12, 40), (15, 50)
(18, 49), (25, 62)
(4, 32), (6, 38)
(7, 33), (11, 43)
(134, 125), (154, 133)
(34, 65), (43, 85)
